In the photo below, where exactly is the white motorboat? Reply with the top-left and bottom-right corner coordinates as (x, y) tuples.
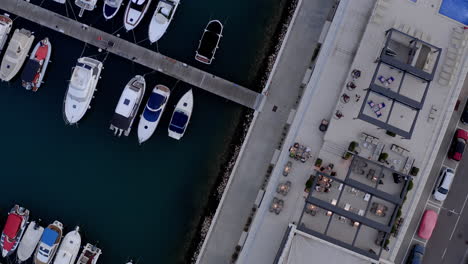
(53, 227), (81, 264)
(0, 205), (30, 258)
(76, 243), (101, 264)
(168, 89), (193, 140)
(17, 221), (44, 263)
(63, 57), (103, 125)
(0, 28), (34, 81)
(103, 0), (124, 20)
(0, 14), (13, 54)
(34, 220), (63, 264)
(110, 75), (146, 137)
(148, 0), (180, 43)
(124, 0), (152, 31)
(137, 84), (170, 143)
(21, 38), (52, 92)
(75, 0), (98, 17)
(195, 20), (223, 65)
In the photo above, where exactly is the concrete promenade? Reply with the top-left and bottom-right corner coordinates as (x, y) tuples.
(2, 0), (262, 110)
(196, 0), (334, 263)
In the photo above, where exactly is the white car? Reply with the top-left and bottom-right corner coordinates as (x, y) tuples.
(433, 167), (455, 201)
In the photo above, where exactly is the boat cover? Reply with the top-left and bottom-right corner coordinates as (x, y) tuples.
(169, 111), (188, 134)
(3, 214), (22, 238)
(111, 113), (132, 130)
(41, 228), (58, 247)
(21, 60), (40, 83)
(143, 107), (161, 122)
(34, 44), (48, 61)
(147, 92), (166, 110)
(198, 21), (222, 58)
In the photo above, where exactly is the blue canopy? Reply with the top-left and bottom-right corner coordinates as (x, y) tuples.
(143, 107), (161, 122)
(169, 111), (188, 134)
(41, 228), (58, 247)
(147, 92), (166, 110)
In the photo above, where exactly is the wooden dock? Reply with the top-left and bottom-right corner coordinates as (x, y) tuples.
(2, 0), (263, 110)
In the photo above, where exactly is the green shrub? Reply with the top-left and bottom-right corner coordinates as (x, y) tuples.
(410, 167), (419, 176)
(348, 141), (358, 152)
(407, 180), (414, 191)
(379, 152), (389, 162)
(315, 158), (323, 167)
(343, 152), (352, 160)
(391, 224), (397, 234)
(306, 177), (313, 189)
(397, 209), (402, 218)
(384, 239), (390, 248)
(386, 130), (396, 137)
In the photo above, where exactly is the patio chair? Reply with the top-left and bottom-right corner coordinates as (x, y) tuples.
(378, 75), (386, 84)
(376, 111), (382, 118)
(368, 100), (375, 108)
(386, 76), (395, 86)
(378, 103), (386, 109)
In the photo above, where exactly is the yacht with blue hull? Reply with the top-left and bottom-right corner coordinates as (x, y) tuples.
(137, 84), (170, 143)
(168, 89), (193, 140)
(103, 0), (124, 20)
(110, 75), (146, 137)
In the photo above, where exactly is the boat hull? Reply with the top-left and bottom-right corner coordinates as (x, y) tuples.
(103, 0), (123, 20)
(110, 75), (146, 137)
(124, 0), (152, 31)
(34, 221), (63, 264)
(76, 243), (101, 264)
(148, 0), (180, 43)
(168, 89), (193, 140)
(52, 227), (81, 264)
(63, 57), (103, 125)
(0, 29), (34, 81)
(17, 221), (44, 263)
(195, 20), (223, 65)
(137, 85), (170, 143)
(0, 205), (30, 258)
(21, 38), (52, 92)
(0, 14), (13, 54)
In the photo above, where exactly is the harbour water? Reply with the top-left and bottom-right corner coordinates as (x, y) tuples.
(0, 0), (288, 263)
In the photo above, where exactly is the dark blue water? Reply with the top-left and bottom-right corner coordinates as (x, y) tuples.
(0, 0), (284, 263)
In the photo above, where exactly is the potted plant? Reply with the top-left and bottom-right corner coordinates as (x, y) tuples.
(386, 130), (396, 137)
(379, 152), (389, 162)
(342, 152), (352, 160)
(348, 141), (358, 152)
(410, 167), (419, 176)
(407, 180), (414, 191)
(314, 158), (323, 169)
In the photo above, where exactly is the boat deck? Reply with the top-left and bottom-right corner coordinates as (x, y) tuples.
(0, 0), (263, 110)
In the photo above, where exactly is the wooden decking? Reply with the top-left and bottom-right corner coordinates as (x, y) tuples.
(1, 0), (263, 110)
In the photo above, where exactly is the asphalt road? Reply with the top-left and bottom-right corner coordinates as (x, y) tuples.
(394, 75), (468, 264)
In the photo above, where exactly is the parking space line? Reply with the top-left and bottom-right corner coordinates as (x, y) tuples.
(449, 192), (468, 241)
(442, 247), (447, 259)
(427, 200), (441, 208)
(413, 238), (427, 245)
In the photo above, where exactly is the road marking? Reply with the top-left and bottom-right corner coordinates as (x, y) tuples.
(449, 191), (468, 240)
(427, 200), (442, 208)
(413, 238), (427, 245)
(442, 247), (447, 259)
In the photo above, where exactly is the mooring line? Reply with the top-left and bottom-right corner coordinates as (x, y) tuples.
(136, 37), (149, 44)
(112, 25), (124, 35)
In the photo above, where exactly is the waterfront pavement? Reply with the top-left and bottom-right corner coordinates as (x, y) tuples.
(394, 73), (468, 264)
(2, 0), (261, 110)
(196, 0), (335, 263)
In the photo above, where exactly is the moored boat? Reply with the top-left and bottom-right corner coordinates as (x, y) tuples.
(21, 38), (52, 92)
(110, 75), (146, 137)
(63, 57), (103, 125)
(75, 0), (98, 17)
(0, 14), (13, 54)
(0, 205), (30, 257)
(76, 243), (101, 264)
(16, 221), (44, 263)
(53, 227), (81, 264)
(34, 221), (63, 264)
(168, 89), (193, 140)
(0, 28), (35, 81)
(148, 0), (180, 43)
(195, 20), (223, 65)
(137, 84), (170, 143)
(103, 0), (124, 20)
(124, 0), (152, 31)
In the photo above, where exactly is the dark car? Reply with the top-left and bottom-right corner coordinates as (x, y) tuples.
(448, 129), (468, 161)
(406, 244), (425, 264)
(461, 100), (468, 124)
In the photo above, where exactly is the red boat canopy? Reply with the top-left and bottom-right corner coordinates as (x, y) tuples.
(34, 45), (48, 61)
(3, 214), (22, 238)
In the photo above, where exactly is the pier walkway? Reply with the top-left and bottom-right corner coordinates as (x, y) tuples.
(2, 0), (262, 110)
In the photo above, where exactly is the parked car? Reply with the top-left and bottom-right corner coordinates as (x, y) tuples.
(461, 99), (468, 124)
(417, 210), (438, 240)
(433, 167), (455, 201)
(283, 161), (292, 176)
(406, 244), (425, 264)
(448, 129), (468, 161)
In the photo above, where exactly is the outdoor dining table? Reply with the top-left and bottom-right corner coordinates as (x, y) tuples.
(372, 203), (388, 217)
(277, 181), (291, 196)
(270, 197), (284, 215)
